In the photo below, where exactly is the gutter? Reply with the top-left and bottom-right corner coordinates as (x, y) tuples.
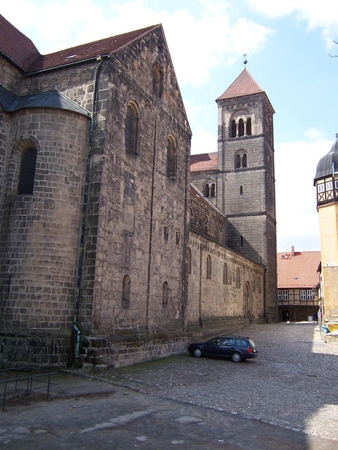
(0, 50), (26, 73)
(73, 54), (109, 364)
(23, 55), (109, 76)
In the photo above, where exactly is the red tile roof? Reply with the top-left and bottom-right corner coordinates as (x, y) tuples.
(0, 14), (160, 73)
(190, 152), (218, 172)
(217, 68), (264, 100)
(277, 250), (321, 289)
(0, 14), (40, 70)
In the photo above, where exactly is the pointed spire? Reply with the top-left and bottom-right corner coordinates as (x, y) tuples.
(216, 69), (264, 101)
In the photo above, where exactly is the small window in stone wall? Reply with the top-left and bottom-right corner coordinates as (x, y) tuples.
(164, 226), (169, 241)
(153, 65), (163, 97)
(163, 281), (169, 305)
(18, 147), (37, 195)
(230, 116), (252, 138)
(167, 135), (177, 180)
(122, 275), (131, 309)
(246, 118), (252, 135)
(238, 118), (244, 136)
(231, 119), (236, 138)
(125, 102), (140, 154)
(235, 151), (248, 169)
(205, 182), (216, 198)
(206, 255), (212, 279)
(223, 263), (227, 284)
(236, 268), (240, 288)
(176, 230), (180, 246)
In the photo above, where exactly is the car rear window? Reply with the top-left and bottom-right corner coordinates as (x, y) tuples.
(235, 339), (248, 347)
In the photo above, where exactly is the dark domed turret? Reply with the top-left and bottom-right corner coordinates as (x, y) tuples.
(314, 135), (338, 208)
(314, 135), (338, 182)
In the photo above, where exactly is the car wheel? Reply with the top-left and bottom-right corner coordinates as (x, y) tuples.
(193, 348), (202, 358)
(231, 352), (242, 363)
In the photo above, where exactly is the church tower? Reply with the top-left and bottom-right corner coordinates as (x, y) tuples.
(314, 136), (338, 321)
(215, 68), (277, 321)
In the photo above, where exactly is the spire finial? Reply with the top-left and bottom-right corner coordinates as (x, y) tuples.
(243, 54), (248, 67)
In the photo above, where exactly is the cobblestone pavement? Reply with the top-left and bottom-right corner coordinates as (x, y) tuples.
(1, 322), (338, 449)
(92, 322), (338, 442)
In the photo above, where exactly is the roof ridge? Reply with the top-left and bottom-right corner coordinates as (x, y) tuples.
(0, 16), (161, 73)
(216, 68), (264, 101)
(43, 24), (161, 58)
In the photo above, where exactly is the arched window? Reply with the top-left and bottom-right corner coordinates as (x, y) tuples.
(238, 118), (244, 136)
(125, 102), (139, 154)
(122, 275), (131, 309)
(163, 281), (169, 305)
(18, 147), (37, 195)
(246, 118), (252, 135)
(206, 255), (211, 279)
(236, 154), (241, 169)
(231, 120), (236, 138)
(205, 182), (216, 198)
(223, 263), (227, 285)
(167, 135), (177, 180)
(235, 151), (248, 170)
(153, 66), (163, 97)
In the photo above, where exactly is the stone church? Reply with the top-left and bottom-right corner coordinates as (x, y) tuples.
(0, 15), (277, 368)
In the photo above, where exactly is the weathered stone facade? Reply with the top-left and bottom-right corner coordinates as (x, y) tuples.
(0, 16), (271, 368)
(188, 186), (265, 335)
(191, 70), (278, 322)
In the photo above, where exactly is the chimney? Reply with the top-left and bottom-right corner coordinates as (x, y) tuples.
(291, 246), (295, 257)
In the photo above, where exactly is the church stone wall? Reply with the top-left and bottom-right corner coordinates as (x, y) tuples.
(188, 231), (265, 336)
(0, 109), (89, 332)
(77, 29), (191, 337)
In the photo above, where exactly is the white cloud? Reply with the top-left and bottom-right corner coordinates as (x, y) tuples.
(275, 131), (332, 252)
(244, 0), (338, 48)
(1, 0), (272, 86)
(191, 128), (216, 155)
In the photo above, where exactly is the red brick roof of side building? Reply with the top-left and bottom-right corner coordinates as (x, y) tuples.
(277, 247), (321, 289)
(0, 14), (160, 73)
(190, 152), (218, 172)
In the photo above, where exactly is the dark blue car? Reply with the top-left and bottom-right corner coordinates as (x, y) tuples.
(188, 336), (257, 363)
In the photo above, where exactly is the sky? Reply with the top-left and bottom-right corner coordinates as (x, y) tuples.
(2, 0), (338, 253)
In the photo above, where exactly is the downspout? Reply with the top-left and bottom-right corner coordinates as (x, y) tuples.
(181, 141), (191, 330)
(146, 117), (157, 329)
(73, 55), (107, 363)
(199, 243), (203, 327)
(263, 266), (267, 322)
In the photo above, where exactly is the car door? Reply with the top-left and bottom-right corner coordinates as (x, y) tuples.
(205, 337), (224, 357)
(219, 338), (235, 358)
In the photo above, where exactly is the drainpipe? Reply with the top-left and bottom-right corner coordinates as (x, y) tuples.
(73, 55), (107, 364)
(146, 117), (157, 329)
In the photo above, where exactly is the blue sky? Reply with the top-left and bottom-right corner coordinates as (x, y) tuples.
(2, 0), (338, 252)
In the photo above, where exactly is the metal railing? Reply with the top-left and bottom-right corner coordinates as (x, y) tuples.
(0, 367), (57, 411)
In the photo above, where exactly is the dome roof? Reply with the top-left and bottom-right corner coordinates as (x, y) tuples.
(314, 136), (338, 183)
